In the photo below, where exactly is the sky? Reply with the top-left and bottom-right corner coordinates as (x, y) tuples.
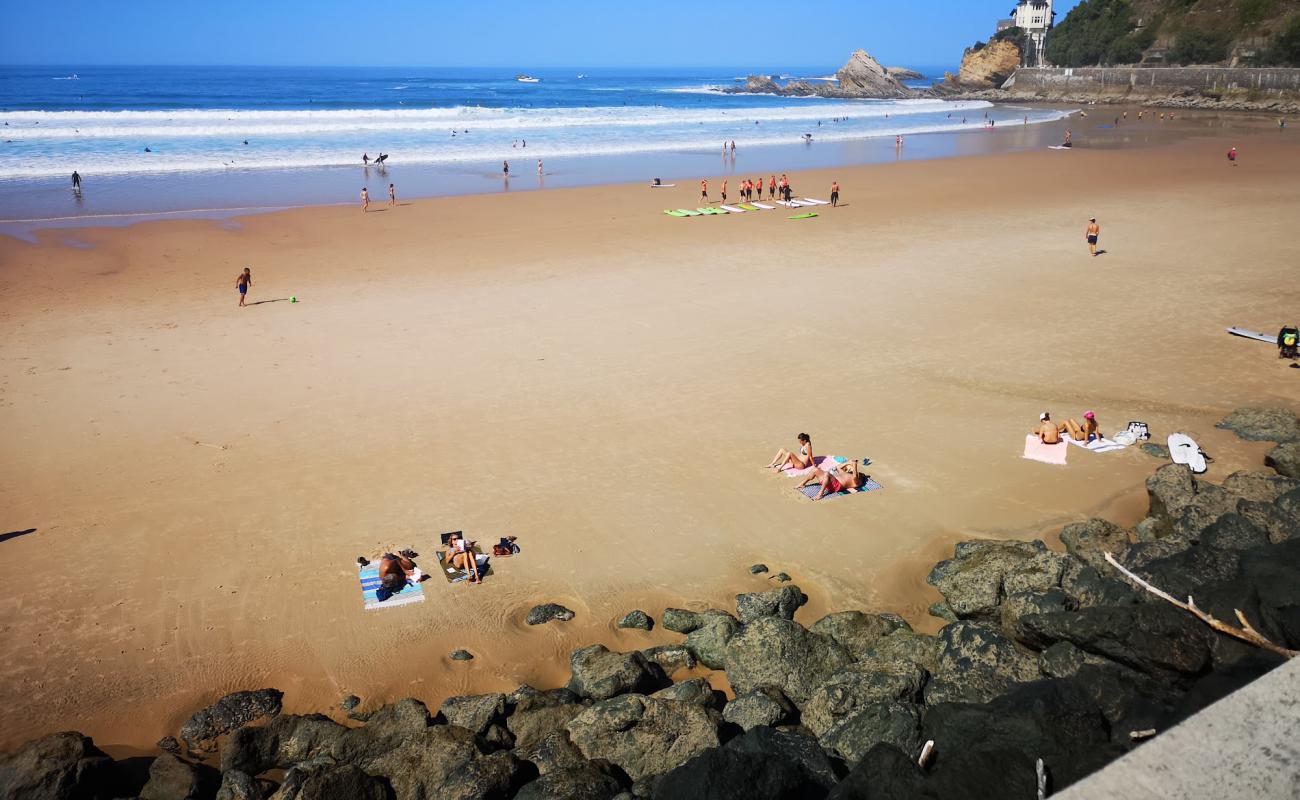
(1, 0), (1083, 69)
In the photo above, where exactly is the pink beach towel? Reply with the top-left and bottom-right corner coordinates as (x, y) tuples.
(1023, 435), (1068, 465)
(780, 455), (832, 477)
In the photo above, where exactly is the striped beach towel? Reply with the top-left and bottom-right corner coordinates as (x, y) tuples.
(359, 563), (426, 611)
(796, 455), (882, 499)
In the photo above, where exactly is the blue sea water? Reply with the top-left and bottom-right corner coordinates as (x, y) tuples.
(0, 65), (1072, 226)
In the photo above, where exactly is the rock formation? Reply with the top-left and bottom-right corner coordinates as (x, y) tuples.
(937, 38), (1023, 92)
(729, 49), (913, 99)
(886, 67), (924, 80)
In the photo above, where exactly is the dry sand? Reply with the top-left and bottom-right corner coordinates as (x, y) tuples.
(1, 127), (1298, 753)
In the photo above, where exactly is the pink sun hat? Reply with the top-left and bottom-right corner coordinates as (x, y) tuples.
(1084, 411), (1096, 420)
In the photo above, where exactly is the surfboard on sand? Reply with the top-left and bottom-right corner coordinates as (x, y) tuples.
(1168, 433), (1207, 474)
(1227, 327), (1275, 344)
(664, 210), (689, 217)
(738, 203), (759, 211)
(751, 202), (776, 210)
(789, 212), (818, 220)
(800, 198), (831, 205)
(650, 183), (676, 188)
(678, 209), (702, 216)
(719, 205), (746, 213)
(1049, 145), (1072, 150)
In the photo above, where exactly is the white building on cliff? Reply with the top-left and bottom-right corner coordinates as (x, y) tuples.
(997, 0), (1055, 67)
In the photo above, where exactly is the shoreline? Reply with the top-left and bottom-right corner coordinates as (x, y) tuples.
(2, 123), (1299, 754)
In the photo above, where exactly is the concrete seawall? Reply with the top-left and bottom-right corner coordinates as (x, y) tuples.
(1006, 66), (1300, 96)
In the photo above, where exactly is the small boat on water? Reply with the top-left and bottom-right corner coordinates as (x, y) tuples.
(576, 74), (586, 79)
(516, 74), (540, 83)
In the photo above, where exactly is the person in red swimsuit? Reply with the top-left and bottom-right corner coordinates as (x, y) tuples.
(796, 458), (866, 501)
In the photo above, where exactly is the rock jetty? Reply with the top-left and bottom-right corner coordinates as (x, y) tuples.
(729, 50), (913, 99)
(2, 406), (1297, 799)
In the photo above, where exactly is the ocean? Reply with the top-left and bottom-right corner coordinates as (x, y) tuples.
(0, 65), (1072, 228)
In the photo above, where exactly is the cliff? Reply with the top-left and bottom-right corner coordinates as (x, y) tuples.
(937, 38), (1022, 91)
(728, 49), (913, 99)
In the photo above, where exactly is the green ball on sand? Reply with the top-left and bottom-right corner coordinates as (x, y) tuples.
(290, 296), (297, 303)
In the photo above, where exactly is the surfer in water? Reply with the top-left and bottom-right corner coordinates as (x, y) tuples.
(1086, 218), (1100, 257)
(503, 161), (510, 177)
(71, 171), (81, 193)
(363, 152), (370, 166)
(388, 183), (396, 207)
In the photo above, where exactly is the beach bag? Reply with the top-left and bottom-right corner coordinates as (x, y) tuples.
(1126, 421), (1150, 441)
(1282, 329), (1298, 347)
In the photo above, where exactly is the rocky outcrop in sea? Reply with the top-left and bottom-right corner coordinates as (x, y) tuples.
(728, 50), (913, 99)
(933, 38), (1023, 94)
(2, 406), (1297, 799)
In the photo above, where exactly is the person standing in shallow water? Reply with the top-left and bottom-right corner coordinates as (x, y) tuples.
(71, 171), (81, 193)
(235, 267), (252, 307)
(388, 183), (396, 207)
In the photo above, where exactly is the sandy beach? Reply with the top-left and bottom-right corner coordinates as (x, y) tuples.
(1, 122), (1297, 753)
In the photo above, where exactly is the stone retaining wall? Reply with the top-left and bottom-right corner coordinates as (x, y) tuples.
(1007, 66), (1300, 95)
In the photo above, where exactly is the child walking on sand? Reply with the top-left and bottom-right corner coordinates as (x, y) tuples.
(235, 267), (252, 307)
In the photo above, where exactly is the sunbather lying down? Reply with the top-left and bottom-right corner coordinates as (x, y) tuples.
(796, 459), (866, 501)
(445, 532), (489, 584)
(372, 550), (427, 601)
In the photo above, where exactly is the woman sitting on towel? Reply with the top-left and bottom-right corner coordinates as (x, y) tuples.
(1062, 411), (1101, 443)
(767, 433), (814, 472)
(446, 532), (483, 584)
(796, 459), (866, 501)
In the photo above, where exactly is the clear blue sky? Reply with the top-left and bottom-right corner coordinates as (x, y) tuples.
(2, 0), (1082, 68)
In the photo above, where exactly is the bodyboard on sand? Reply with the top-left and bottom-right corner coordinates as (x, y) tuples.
(789, 212), (818, 220)
(751, 202), (776, 210)
(719, 205), (746, 213)
(1226, 327), (1275, 344)
(664, 210), (688, 217)
(359, 563), (426, 610)
(1023, 435), (1068, 465)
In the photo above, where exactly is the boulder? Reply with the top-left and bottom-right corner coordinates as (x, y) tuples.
(1145, 465), (1239, 539)
(527, 604), (576, 625)
(438, 693), (508, 737)
(1018, 603), (1211, 677)
(179, 688), (284, 752)
(641, 645), (695, 675)
(723, 617), (853, 704)
(1199, 513), (1271, 552)
(861, 629), (940, 674)
(808, 611), (908, 659)
(684, 615), (742, 670)
(923, 622), (1040, 705)
(293, 764), (389, 800)
(721, 686), (797, 731)
(566, 695), (721, 781)
(1222, 471), (1299, 504)
(1215, 407), (1300, 442)
(724, 727), (840, 793)
(515, 761), (628, 800)
(651, 746), (820, 800)
(738, 75), (781, 94)
(926, 539), (1062, 621)
(450, 649), (474, 661)
(661, 608), (734, 634)
(1278, 488), (1300, 522)
(886, 67), (924, 80)
(138, 753), (219, 800)
(515, 730), (589, 775)
(0, 732), (118, 800)
(1266, 442), (1300, 478)
(749, 564), (769, 574)
(1038, 640), (1112, 679)
(568, 645), (669, 700)
(1059, 518), (1132, 570)
(617, 610), (653, 631)
(999, 587), (1071, 642)
(1142, 442), (1171, 460)
(330, 698), (434, 764)
(735, 586), (807, 623)
(1235, 499), (1299, 544)
(509, 705), (588, 752)
(361, 727), (526, 800)
(214, 770), (261, 800)
(927, 602), (959, 623)
(774, 573), (792, 583)
(511, 686), (583, 712)
(801, 663), (927, 737)
(834, 50), (911, 98)
(650, 678), (721, 709)
(220, 714), (347, 774)
(819, 702), (922, 767)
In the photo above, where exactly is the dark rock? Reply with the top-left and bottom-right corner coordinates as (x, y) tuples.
(1200, 513), (1270, 551)
(923, 621), (1039, 705)
(801, 663), (927, 737)
(1060, 557), (1140, 609)
(1019, 603), (1211, 677)
(819, 702), (922, 767)
(0, 732), (118, 800)
(566, 695), (721, 781)
(1145, 464), (1237, 539)
(156, 736), (182, 756)
(661, 608), (734, 634)
(220, 714), (347, 774)
(515, 730), (589, 775)
(927, 601), (958, 623)
(651, 746), (820, 800)
(1278, 488), (1300, 523)
(641, 645), (695, 675)
(438, 693), (507, 737)
(1000, 587), (1071, 642)
(1142, 442), (1171, 459)
(330, 698), (434, 764)
(809, 611), (908, 658)
(1266, 442), (1300, 479)
(340, 694), (361, 711)
(179, 688), (283, 752)
(360, 726), (526, 800)
(515, 761), (628, 800)
(735, 586), (807, 623)
(139, 752), (219, 800)
(295, 764), (389, 800)
(1059, 518), (1131, 570)
(1236, 499), (1299, 544)
(721, 686), (797, 731)
(1133, 516), (1164, 542)
(568, 645), (669, 700)
(774, 572), (792, 582)
(450, 649), (474, 661)
(618, 611), (653, 631)
(483, 723), (515, 751)
(1137, 542), (1245, 602)
(749, 564), (769, 574)
(1223, 471), (1299, 504)
(724, 617), (853, 704)
(926, 539), (1063, 621)
(1215, 407), (1300, 442)
(511, 686), (583, 712)
(862, 629), (940, 674)
(214, 770), (260, 800)
(1038, 641), (1112, 678)
(724, 727), (841, 793)
(684, 615), (742, 670)
(509, 705), (588, 752)
(650, 678), (721, 709)
(528, 603), (576, 625)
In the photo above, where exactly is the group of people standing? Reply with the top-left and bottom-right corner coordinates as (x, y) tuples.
(699, 173), (841, 207)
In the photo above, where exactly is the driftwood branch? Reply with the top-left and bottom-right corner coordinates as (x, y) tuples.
(1103, 551), (1297, 659)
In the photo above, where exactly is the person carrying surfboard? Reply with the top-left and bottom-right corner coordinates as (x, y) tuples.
(1086, 218), (1100, 257)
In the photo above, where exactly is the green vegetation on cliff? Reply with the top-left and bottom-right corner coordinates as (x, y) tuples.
(1045, 0), (1300, 66)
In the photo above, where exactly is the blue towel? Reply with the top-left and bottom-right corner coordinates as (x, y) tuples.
(799, 477), (884, 501)
(359, 564), (425, 610)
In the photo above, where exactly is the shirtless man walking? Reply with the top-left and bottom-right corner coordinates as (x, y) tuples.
(235, 267), (252, 307)
(1086, 218), (1100, 257)
(700, 179), (709, 203)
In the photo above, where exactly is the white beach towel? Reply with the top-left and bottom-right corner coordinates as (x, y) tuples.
(1066, 436), (1128, 454)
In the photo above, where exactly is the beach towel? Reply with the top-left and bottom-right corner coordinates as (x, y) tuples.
(780, 454), (833, 478)
(1023, 435), (1068, 465)
(436, 547), (490, 584)
(798, 467), (884, 500)
(358, 563), (426, 611)
(1066, 436), (1128, 454)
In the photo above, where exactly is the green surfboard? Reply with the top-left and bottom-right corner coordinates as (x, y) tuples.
(664, 210), (688, 217)
(789, 212), (818, 220)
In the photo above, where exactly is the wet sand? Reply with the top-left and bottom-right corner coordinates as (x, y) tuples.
(1, 121), (1297, 752)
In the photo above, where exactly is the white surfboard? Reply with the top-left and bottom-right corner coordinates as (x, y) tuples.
(719, 205), (746, 213)
(1168, 433), (1207, 474)
(1049, 145), (1073, 150)
(650, 183), (676, 188)
(1226, 327), (1275, 344)
(800, 198), (831, 205)
(751, 202), (775, 210)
